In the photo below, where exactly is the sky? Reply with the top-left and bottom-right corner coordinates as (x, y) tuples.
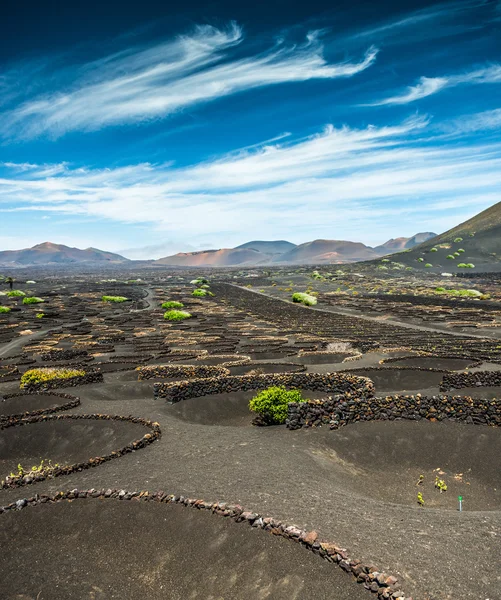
(0, 0), (500, 259)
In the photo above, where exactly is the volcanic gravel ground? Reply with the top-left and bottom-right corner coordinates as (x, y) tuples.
(0, 281), (500, 600)
(0, 418), (147, 475)
(0, 499), (370, 600)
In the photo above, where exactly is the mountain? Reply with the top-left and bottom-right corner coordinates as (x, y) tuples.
(374, 232), (437, 254)
(273, 240), (379, 264)
(235, 240), (297, 255)
(154, 248), (269, 267)
(374, 201), (501, 271)
(0, 242), (129, 267)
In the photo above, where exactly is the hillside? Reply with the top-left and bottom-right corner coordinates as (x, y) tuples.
(375, 201), (501, 272)
(0, 242), (129, 267)
(154, 248), (268, 267)
(235, 240), (297, 255)
(273, 240), (378, 264)
(374, 232), (436, 254)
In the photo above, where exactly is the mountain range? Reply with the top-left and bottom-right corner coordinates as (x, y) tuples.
(153, 233), (437, 267)
(0, 242), (129, 267)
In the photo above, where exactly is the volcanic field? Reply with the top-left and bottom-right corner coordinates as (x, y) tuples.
(0, 268), (500, 600)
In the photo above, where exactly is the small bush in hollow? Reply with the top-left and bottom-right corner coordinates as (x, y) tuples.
(0, 306), (11, 313)
(249, 386), (306, 425)
(7, 290), (25, 297)
(161, 301), (184, 309)
(163, 309), (192, 321)
(102, 295), (128, 303)
(23, 296), (44, 305)
(292, 292), (317, 306)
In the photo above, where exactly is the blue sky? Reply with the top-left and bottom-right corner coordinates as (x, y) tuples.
(1, 0), (500, 258)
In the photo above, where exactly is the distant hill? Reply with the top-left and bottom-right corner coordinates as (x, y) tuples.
(155, 233), (440, 267)
(273, 239), (378, 264)
(235, 240), (297, 255)
(374, 232), (436, 254)
(373, 201), (501, 272)
(154, 248), (268, 267)
(0, 242), (129, 267)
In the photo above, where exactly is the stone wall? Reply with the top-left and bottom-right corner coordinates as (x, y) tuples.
(287, 393), (501, 430)
(138, 364), (230, 380)
(154, 372), (375, 404)
(0, 391), (80, 422)
(440, 370), (501, 392)
(0, 489), (410, 600)
(0, 414), (161, 489)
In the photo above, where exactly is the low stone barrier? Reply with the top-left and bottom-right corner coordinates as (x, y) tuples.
(21, 371), (104, 392)
(0, 489), (410, 600)
(0, 414), (161, 489)
(0, 391), (80, 422)
(138, 364), (230, 380)
(440, 370), (501, 392)
(154, 372), (375, 404)
(39, 349), (89, 362)
(287, 393), (501, 430)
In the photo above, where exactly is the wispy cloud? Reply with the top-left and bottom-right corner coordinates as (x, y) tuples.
(442, 108), (501, 133)
(1, 115), (500, 247)
(367, 64), (501, 106)
(0, 23), (377, 139)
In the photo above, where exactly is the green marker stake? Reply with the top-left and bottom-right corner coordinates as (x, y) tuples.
(458, 496), (463, 512)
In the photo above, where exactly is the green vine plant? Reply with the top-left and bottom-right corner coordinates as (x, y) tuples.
(417, 492), (425, 506)
(435, 477), (448, 493)
(3, 459), (61, 486)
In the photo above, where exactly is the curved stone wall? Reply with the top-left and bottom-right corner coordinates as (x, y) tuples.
(0, 413), (161, 489)
(0, 488), (410, 600)
(441, 370), (501, 392)
(287, 394), (501, 430)
(137, 364), (230, 380)
(154, 372), (375, 404)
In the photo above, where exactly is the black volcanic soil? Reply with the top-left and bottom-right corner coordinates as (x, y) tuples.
(0, 278), (500, 600)
(0, 499), (370, 600)
(303, 420), (500, 511)
(0, 393), (75, 418)
(383, 356), (477, 370)
(339, 367), (445, 393)
(0, 419), (147, 476)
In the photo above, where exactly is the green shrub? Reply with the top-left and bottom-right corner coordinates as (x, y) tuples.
(22, 296), (44, 305)
(453, 237), (463, 243)
(36, 312), (45, 319)
(466, 263), (475, 269)
(457, 248), (465, 253)
(20, 368), (85, 388)
(430, 248), (438, 252)
(192, 288), (215, 297)
(161, 300), (184, 309)
(163, 310), (192, 321)
(291, 292), (317, 306)
(417, 258), (424, 263)
(446, 255), (454, 259)
(102, 295), (128, 303)
(249, 386), (306, 425)
(425, 263), (433, 268)
(7, 290), (25, 297)
(381, 258), (390, 263)
(457, 263), (467, 268)
(190, 277), (209, 285)
(0, 306), (11, 313)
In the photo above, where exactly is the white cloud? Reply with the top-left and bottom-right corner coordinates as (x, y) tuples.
(1, 115), (500, 248)
(368, 64), (501, 106)
(442, 108), (501, 134)
(0, 23), (377, 139)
